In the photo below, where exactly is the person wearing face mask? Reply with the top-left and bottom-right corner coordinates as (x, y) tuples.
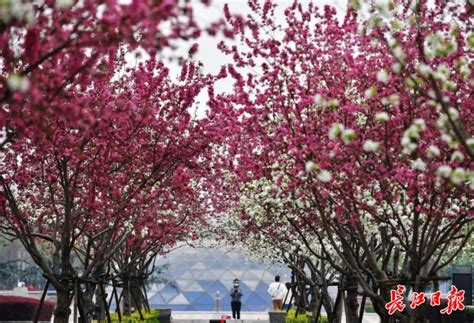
(230, 278), (243, 319)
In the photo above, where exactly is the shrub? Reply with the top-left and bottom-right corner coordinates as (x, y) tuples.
(285, 309), (328, 323)
(465, 306), (474, 319)
(110, 309), (160, 322)
(363, 304), (375, 313)
(0, 295), (55, 321)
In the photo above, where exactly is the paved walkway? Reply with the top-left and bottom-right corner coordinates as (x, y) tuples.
(52, 310), (382, 322)
(171, 311), (381, 322)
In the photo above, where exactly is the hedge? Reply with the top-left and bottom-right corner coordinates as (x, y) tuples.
(285, 309), (328, 323)
(0, 295), (55, 321)
(109, 309), (160, 322)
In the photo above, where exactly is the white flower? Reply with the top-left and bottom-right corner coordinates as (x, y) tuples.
(366, 199), (376, 207)
(375, 112), (389, 122)
(468, 171), (474, 190)
(450, 168), (466, 185)
(441, 133), (452, 144)
(466, 138), (474, 149)
(448, 107), (459, 120)
(363, 140), (380, 152)
(314, 94), (324, 105)
(387, 38), (398, 48)
(426, 145), (440, 158)
(402, 143), (417, 155)
(55, 0), (74, 9)
(393, 46), (406, 61)
(376, 69), (389, 83)
(410, 158), (426, 171)
(364, 86), (377, 99)
(436, 165), (452, 178)
(405, 126), (420, 140)
(305, 161), (318, 173)
(392, 62), (402, 73)
(329, 123), (344, 140)
(437, 114), (448, 129)
(450, 150), (464, 162)
(7, 74), (30, 92)
(317, 170), (332, 183)
(391, 19), (405, 30)
(413, 118), (426, 131)
(460, 65), (471, 79)
(417, 64), (432, 76)
(342, 129), (357, 145)
(327, 99), (339, 108)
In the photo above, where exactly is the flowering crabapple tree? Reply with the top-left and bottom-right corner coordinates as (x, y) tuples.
(216, 175), (345, 321)
(109, 180), (210, 317)
(0, 0), (210, 148)
(0, 58), (215, 323)
(213, 1), (473, 322)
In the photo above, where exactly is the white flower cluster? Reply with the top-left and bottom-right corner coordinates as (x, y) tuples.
(410, 158), (426, 172)
(424, 30), (458, 59)
(55, 0), (74, 9)
(401, 118), (426, 155)
(376, 69), (389, 84)
(436, 166), (473, 188)
(314, 93), (339, 109)
(363, 140), (380, 153)
(305, 161), (332, 183)
(7, 74), (30, 92)
(0, 1), (34, 24)
(375, 112), (389, 122)
(328, 123), (357, 145)
(364, 86), (377, 99)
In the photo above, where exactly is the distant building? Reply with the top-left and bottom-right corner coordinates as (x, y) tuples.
(147, 246), (289, 312)
(0, 240), (46, 290)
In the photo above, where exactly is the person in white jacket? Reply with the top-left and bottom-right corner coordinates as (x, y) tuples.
(267, 275), (287, 310)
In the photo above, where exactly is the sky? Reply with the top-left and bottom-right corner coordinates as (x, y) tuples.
(162, 0), (349, 118)
(183, 0), (347, 74)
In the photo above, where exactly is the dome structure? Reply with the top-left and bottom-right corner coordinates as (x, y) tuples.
(147, 246), (289, 312)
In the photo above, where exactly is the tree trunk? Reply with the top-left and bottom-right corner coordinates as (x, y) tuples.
(344, 274), (359, 323)
(320, 287), (339, 322)
(54, 288), (71, 323)
(120, 274), (148, 316)
(81, 285), (95, 323)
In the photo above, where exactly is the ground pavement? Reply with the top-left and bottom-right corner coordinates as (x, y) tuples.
(170, 311), (381, 322)
(54, 310), (382, 322)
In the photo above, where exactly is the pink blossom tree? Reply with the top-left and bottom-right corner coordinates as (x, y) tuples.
(213, 1), (473, 322)
(0, 0), (209, 147)
(0, 58), (215, 322)
(109, 175), (210, 317)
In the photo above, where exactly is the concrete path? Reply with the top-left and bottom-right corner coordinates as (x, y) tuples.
(170, 311), (381, 322)
(53, 310), (382, 322)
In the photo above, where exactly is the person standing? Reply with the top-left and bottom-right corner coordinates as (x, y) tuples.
(230, 278), (243, 319)
(268, 275), (287, 310)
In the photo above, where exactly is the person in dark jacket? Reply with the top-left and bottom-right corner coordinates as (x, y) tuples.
(230, 278), (243, 319)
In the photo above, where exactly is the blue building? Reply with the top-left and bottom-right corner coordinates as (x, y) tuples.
(147, 246), (288, 312)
